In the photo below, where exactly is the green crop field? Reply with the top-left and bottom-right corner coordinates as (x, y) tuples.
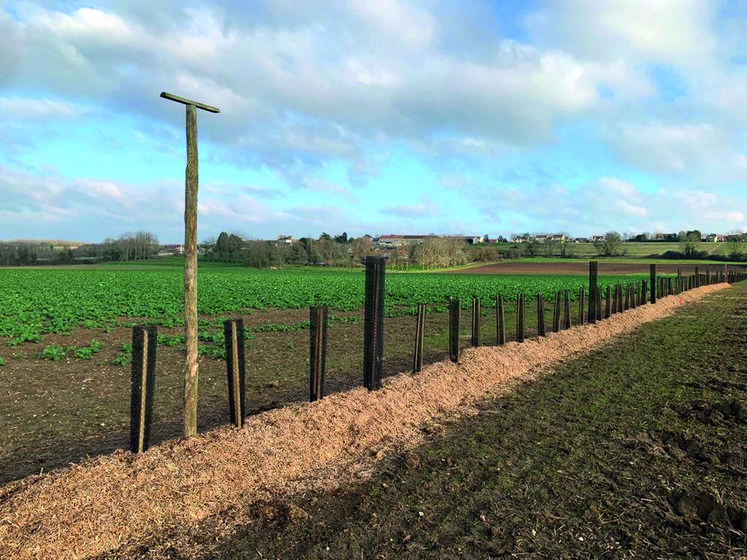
(0, 267), (652, 347)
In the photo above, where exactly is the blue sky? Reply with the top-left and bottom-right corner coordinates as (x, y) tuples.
(1, 0), (746, 243)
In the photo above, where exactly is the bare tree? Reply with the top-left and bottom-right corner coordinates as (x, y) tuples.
(595, 231), (623, 257)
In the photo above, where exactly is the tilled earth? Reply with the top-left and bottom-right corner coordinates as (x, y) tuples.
(450, 261), (737, 276)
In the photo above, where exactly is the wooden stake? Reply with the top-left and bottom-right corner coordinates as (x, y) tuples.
(363, 256), (386, 390)
(223, 319), (246, 426)
(577, 287), (585, 326)
(605, 285), (611, 318)
(588, 261), (598, 323)
(650, 264), (656, 304)
(130, 326), (157, 453)
(611, 285), (618, 314)
(471, 296), (481, 347)
(552, 291), (561, 333)
(496, 295), (506, 345)
(563, 290), (571, 329)
(449, 297), (461, 362)
(309, 307), (328, 401)
(537, 293), (546, 337)
(516, 293), (525, 342)
(413, 303), (426, 373)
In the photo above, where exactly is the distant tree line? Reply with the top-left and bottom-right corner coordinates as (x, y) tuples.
(0, 244), (39, 266)
(203, 232), (378, 268)
(0, 232), (160, 266)
(202, 232), (501, 269)
(504, 233), (576, 259)
(629, 230), (703, 243)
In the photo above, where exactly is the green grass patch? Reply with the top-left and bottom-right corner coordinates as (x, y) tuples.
(199, 283), (747, 560)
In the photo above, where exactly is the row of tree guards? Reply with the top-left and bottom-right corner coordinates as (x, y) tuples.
(128, 259), (746, 453)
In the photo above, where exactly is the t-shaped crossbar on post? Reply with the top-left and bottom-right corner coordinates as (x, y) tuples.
(160, 91), (220, 439)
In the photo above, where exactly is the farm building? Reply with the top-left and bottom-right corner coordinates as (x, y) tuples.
(376, 234), (483, 247)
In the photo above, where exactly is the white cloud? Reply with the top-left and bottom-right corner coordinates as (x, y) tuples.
(345, 0), (435, 49)
(0, 1), (655, 174)
(73, 179), (126, 200)
(29, 6), (135, 42)
(528, 0), (717, 68)
(0, 1), (745, 240)
(597, 177), (640, 198)
(299, 178), (357, 203)
(605, 121), (744, 178)
(0, 97), (82, 119)
(198, 196), (271, 221)
(380, 195), (440, 218)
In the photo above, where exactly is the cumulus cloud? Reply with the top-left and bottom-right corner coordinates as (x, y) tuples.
(439, 172), (744, 236)
(528, 0), (717, 69)
(0, 97), (83, 119)
(0, 163), (371, 240)
(380, 195), (440, 218)
(603, 120), (747, 182)
(1, 1), (745, 240)
(0, 1), (649, 180)
(0, 166), (178, 224)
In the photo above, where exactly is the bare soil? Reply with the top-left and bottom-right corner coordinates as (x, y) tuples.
(0, 308), (452, 485)
(0, 284), (729, 560)
(450, 261), (728, 275)
(0, 297), (563, 486)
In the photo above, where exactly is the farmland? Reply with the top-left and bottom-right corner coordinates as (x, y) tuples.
(491, 240), (747, 259)
(0, 266), (654, 345)
(0, 262), (664, 484)
(1, 279), (743, 559)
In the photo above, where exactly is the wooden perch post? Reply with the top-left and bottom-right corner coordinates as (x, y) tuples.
(160, 91), (220, 439)
(588, 261), (598, 324)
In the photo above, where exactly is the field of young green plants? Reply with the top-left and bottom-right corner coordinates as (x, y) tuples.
(0, 267), (650, 347)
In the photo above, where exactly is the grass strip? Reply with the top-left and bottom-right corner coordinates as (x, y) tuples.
(202, 283), (747, 559)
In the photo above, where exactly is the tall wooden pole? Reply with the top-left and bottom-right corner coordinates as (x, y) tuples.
(184, 103), (199, 437)
(160, 91), (220, 439)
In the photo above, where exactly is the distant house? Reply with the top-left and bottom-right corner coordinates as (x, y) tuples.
(445, 235), (483, 245)
(591, 235), (604, 243)
(531, 234), (566, 243)
(277, 235), (294, 245)
(376, 234), (482, 247)
(377, 234), (435, 247)
(704, 234), (724, 242)
(159, 244), (184, 255)
(652, 233), (678, 241)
